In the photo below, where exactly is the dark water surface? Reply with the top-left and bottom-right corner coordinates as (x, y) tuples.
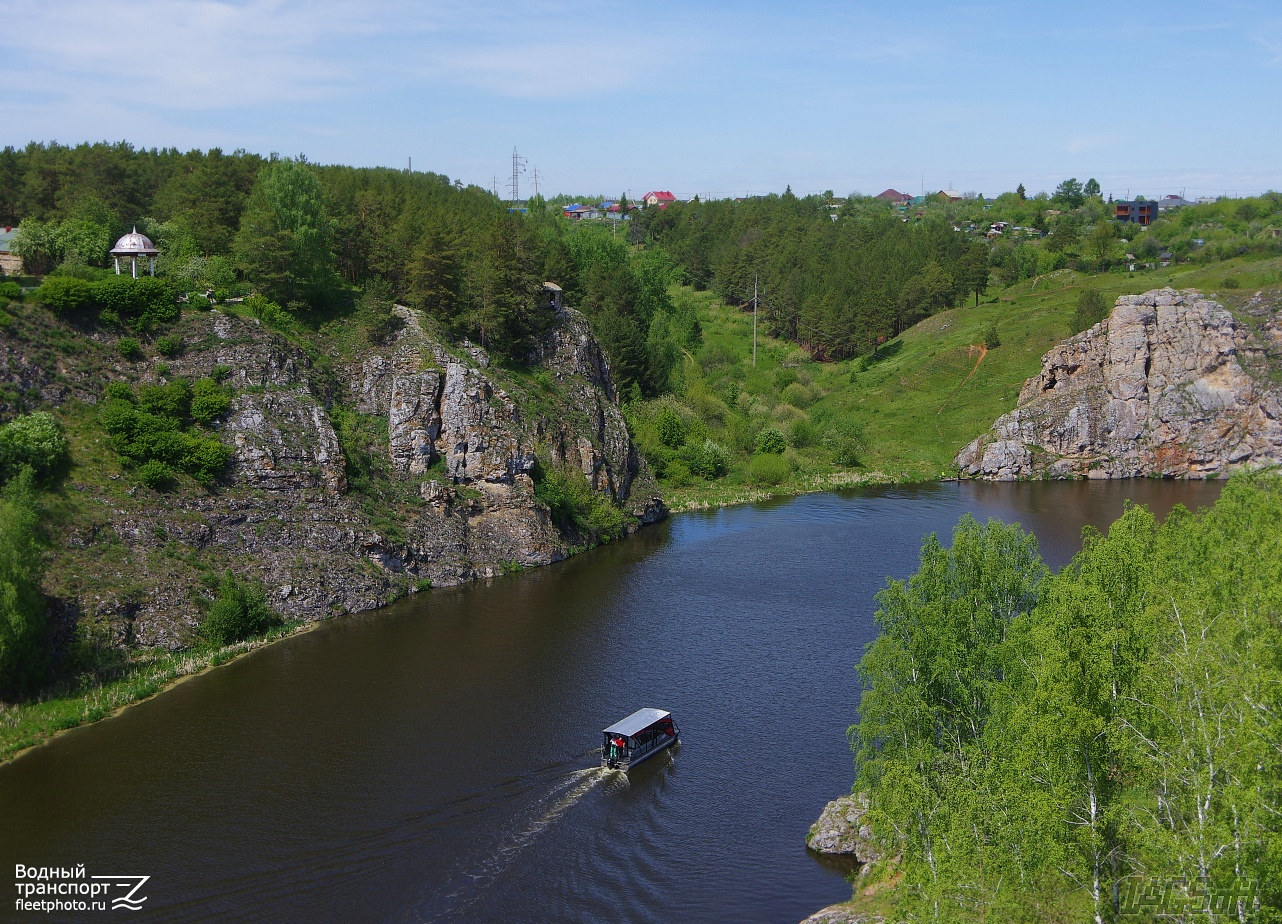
(1, 480), (1222, 923)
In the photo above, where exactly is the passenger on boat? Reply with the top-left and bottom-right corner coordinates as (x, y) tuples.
(609, 736), (626, 762)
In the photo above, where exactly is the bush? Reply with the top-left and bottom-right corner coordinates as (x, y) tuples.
(37, 275), (91, 312)
(533, 464), (628, 542)
(781, 382), (813, 409)
(823, 421), (866, 467)
(755, 427), (787, 455)
(0, 412), (70, 485)
(0, 470), (49, 697)
(1222, 276), (1241, 289)
(137, 459), (174, 490)
(747, 453), (791, 485)
(98, 380), (233, 488)
(661, 458), (693, 487)
(190, 378), (231, 426)
(789, 419), (818, 448)
(118, 338), (142, 361)
(0, 281), (23, 300)
(774, 367), (799, 389)
(654, 404), (686, 449)
(199, 571), (280, 646)
(242, 293), (296, 332)
(90, 276), (179, 331)
(155, 334), (185, 357)
(984, 322), (1002, 349)
(1070, 288), (1110, 334)
(683, 439), (730, 480)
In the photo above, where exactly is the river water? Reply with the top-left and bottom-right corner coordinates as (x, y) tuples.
(1, 480), (1223, 923)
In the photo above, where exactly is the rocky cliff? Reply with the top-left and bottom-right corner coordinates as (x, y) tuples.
(955, 288), (1282, 480)
(2, 301), (663, 649)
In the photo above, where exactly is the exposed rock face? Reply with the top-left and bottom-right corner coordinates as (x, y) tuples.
(956, 288), (1282, 480)
(807, 794), (881, 863)
(10, 302), (664, 649)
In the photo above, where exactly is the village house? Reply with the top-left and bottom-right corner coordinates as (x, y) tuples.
(642, 190), (677, 208)
(0, 226), (22, 275)
(1115, 200), (1158, 225)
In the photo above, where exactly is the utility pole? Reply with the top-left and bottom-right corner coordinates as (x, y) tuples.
(508, 146), (527, 208)
(753, 275), (758, 368)
(408, 156), (412, 173)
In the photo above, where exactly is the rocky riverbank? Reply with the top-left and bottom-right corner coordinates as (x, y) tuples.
(955, 288), (1282, 480)
(3, 300), (663, 653)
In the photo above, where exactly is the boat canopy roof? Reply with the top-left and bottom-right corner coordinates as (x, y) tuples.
(603, 708), (671, 737)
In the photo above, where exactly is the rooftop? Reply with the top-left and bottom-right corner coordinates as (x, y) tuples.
(603, 708), (671, 737)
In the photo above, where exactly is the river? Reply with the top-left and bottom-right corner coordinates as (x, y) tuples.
(0, 480), (1223, 923)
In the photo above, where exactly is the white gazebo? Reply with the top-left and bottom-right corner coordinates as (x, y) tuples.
(110, 227), (159, 278)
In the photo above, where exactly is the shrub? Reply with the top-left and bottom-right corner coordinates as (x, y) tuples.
(789, 419), (817, 448)
(98, 380), (233, 487)
(747, 452), (791, 485)
(37, 275), (91, 311)
(242, 293), (296, 332)
(774, 367), (799, 389)
(683, 439), (730, 480)
(155, 334), (185, 357)
(782, 382), (813, 409)
(824, 422), (866, 467)
(654, 404), (686, 449)
(190, 378), (232, 427)
(0, 281), (23, 300)
(755, 427), (787, 455)
(0, 412), (70, 484)
(187, 294), (211, 310)
(118, 338), (142, 361)
(137, 459), (174, 490)
(984, 322), (1002, 349)
(533, 463), (628, 542)
(0, 470), (49, 696)
(661, 458), (694, 487)
(1070, 289), (1110, 334)
(1222, 276), (1241, 289)
(199, 571), (280, 646)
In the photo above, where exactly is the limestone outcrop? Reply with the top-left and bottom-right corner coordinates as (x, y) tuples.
(6, 301), (663, 649)
(955, 288), (1282, 480)
(807, 794), (881, 864)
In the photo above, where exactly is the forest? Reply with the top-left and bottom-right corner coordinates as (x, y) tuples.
(851, 473), (1282, 922)
(634, 184), (1282, 360)
(0, 141), (694, 400)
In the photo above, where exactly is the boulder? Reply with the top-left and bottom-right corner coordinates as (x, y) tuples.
(807, 794), (881, 863)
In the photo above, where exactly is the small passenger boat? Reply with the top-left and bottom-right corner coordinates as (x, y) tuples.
(602, 708), (679, 770)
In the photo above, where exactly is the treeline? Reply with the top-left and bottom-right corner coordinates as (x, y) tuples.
(851, 473), (1282, 921)
(2, 142), (694, 397)
(635, 191), (989, 359)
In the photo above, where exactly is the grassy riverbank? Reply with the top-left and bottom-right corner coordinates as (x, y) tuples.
(0, 621), (309, 763)
(639, 254), (1282, 512)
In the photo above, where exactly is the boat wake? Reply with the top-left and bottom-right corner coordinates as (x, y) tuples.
(427, 765), (618, 920)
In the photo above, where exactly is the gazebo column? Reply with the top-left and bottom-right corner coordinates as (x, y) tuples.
(114, 256), (121, 275)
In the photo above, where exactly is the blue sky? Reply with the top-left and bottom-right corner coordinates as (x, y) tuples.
(2, 0), (1279, 200)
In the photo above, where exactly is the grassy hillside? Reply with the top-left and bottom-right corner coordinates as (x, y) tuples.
(636, 254), (1282, 510)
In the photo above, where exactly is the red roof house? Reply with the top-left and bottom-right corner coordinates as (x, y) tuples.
(642, 191), (677, 207)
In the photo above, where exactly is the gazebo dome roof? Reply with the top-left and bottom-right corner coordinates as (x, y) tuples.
(110, 227), (159, 256)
